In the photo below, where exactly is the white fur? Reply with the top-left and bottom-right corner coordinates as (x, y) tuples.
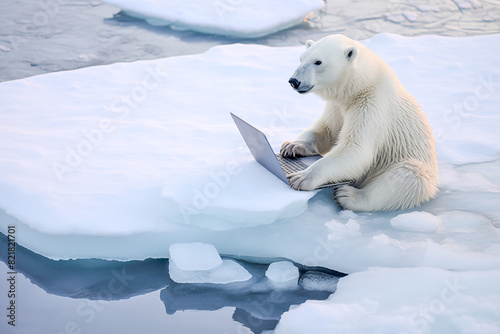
(282, 34), (438, 211)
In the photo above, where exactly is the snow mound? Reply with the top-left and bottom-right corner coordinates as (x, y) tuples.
(275, 267), (500, 334)
(390, 211), (441, 232)
(102, 0), (325, 38)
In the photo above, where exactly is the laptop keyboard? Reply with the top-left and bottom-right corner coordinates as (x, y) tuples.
(276, 155), (309, 175)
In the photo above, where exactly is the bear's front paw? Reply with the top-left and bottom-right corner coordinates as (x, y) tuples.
(280, 141), (318, 158)
(288, 169), (318, 191)
(334, 184), (359, 210)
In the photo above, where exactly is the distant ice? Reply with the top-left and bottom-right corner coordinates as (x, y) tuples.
(101, 0), (325, 38)
(416, 4), (440, 12)
(452, 0), (482, 10)
(402, 11), (418, 22)
(385, 13), (406, 24)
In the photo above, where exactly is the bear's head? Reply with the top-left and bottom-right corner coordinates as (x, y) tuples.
(288, 34), (360, 96)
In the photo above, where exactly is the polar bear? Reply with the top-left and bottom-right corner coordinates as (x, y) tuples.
(281, 34), (438, 211)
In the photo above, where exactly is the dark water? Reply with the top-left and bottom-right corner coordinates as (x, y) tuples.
(0, 233), (341, 333)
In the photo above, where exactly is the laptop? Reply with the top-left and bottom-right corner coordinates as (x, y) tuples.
(230, 113), (348, 190)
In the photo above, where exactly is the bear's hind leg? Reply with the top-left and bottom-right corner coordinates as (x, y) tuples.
(334, 160), (438, 211)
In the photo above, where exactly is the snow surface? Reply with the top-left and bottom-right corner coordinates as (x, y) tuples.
(1, 32), (499, 334)
(169, 258), (251, 284)
(0, 34), (499, 271)
(275, 267), (500, 334)
(101, 0), (325, 38)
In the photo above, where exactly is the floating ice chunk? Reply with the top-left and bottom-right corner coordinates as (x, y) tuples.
(101, 0), (325, 38)
(265, 261), (299, 289)
(169, 243), (222, 271)
(168, 242), (251, 284)
(169, 258), (251, 284)
(299, 271), (339, 292)
(390, 211), (441, 232)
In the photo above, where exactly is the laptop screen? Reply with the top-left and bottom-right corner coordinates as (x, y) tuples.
(230, 113), (289, 184)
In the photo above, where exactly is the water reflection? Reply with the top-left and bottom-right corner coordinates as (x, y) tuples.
(161, 261), (336, 333)
(0, 233), (341, 333)
(0, 233), (170, 300)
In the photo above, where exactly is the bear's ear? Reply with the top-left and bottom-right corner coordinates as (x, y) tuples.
(345, 46), (358, 62)
(305, 40), (315, 49)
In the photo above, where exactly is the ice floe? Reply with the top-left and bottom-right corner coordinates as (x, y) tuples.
(1, 31), (499, 334)
(168, 243), (251, 284)
(169, 242), (223, 270)
(275, 267), (500, 334)
(265, 261), (300, 290)
(101, 0), (325, 38)
(0, 34), (499, 277)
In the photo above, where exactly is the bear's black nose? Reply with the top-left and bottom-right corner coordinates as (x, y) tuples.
(289, 78), (301, 89)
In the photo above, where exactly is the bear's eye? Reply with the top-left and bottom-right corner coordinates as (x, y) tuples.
(314, 60), (322, 65)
